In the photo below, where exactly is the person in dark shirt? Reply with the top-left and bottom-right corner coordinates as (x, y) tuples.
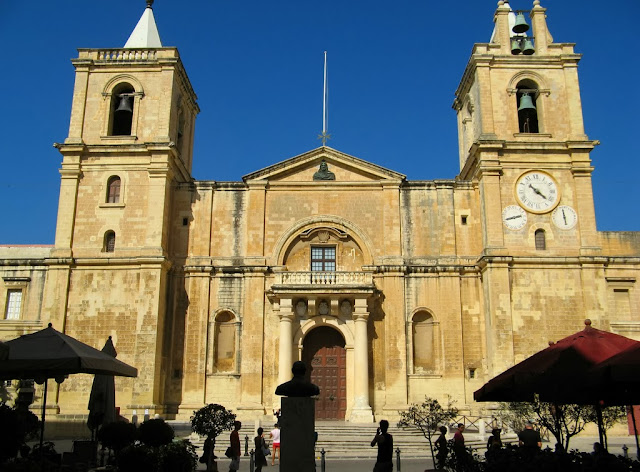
(435, 425), (448, 469)
(518, 420), (542, 451)
(371, 419), (393, 472)
(229, 421), (242, 471)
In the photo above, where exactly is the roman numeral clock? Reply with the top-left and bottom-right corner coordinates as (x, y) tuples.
(514, 170), (559, 213)
(502, 170), (579, 232)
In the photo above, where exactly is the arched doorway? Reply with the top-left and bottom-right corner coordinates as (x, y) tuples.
(302, 326), (346, 420)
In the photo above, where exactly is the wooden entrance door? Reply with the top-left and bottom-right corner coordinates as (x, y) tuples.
(302, 327), (346, 420)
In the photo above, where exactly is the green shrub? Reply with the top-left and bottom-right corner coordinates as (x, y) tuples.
(158, 440), (197, 472)
(117, 443), (156, 472)
(139, 418), (175, 448)
(0, 403), (39, 463)
(97, 421), (137, 453)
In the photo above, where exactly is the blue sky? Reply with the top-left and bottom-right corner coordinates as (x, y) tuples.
(0, 1), (638, 244)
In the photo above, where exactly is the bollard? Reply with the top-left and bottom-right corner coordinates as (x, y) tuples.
(395, 447), (401, 472)
(623, 444), (629, 458)
(321, 448), (326, 472)
(249, 449), (254, 471)
(244, 435), (249, 456)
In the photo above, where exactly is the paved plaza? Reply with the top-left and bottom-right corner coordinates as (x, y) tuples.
(30, 434), (640, 472)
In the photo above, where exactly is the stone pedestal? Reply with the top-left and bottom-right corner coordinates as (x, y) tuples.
(279, 397), (316, 472)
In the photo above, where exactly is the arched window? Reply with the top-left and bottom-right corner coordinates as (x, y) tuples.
(535, 229), (546, 250)
(106, 176), (121, 203)
(516, 80), (539, 133)
(109, 83), (135, 136)
(104, 231), (116, 253)
(214, 311), (236, 372)
(412, 311), (437, 373)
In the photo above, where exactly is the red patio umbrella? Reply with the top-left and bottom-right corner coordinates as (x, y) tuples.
(474, 320), (640, 404)
(474, 320), (640, 447)
(588, 343), (640, 458)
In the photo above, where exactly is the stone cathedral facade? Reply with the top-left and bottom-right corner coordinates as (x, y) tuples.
(2, 1), (640, 424)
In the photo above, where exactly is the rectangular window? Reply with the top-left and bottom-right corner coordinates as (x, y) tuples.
(5, 289), (22, 320)
(311, 246), (336, 271)
(311, 246), (336, 284)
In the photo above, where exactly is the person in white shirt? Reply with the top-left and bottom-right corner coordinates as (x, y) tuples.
(269, 423), (281, 466)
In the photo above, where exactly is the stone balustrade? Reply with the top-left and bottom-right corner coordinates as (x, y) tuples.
(97, 49), (158, 61)
(275, 271), (372, 286)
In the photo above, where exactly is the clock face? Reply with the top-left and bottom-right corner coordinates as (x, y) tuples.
(502, 205), (527, 230)
(515, 171), (560, 214)
(552, 205), (578, 230)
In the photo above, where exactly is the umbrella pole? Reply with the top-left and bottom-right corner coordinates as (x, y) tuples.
(40, 379), (48, 452)
(630, 405), (640, 460)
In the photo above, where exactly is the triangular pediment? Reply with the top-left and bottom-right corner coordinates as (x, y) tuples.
(242, 147), (406, 183)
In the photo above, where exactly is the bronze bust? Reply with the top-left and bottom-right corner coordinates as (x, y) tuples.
(275, 361), (320, 397)
(313, 160), (335, 181)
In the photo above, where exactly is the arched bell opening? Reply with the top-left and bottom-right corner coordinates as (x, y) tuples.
(301, 326), (346, 420)
(110, 83), (135, 136)
(516, 80), (539, 133)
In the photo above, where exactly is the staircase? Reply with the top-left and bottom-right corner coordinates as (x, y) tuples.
(171, 421), (500, 460)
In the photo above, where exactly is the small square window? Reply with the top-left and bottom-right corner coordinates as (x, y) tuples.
(182, 217), (189, 226)
(461, 215), (468, 225)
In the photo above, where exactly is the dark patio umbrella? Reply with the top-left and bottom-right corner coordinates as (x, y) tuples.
(588, 344), (640, 457)
(87, 337), (119, 439)
(0, 324), (137, 449)
(474, 320), (640, 446)
(474, 320), (639, 404)
(588, 343), (640, 401)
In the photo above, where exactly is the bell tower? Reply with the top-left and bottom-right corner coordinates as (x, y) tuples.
(453, 0), (601, 378)
(453, 0), (599, 255)
(52, 0), (199, 259)
(46, 1), (199, 416)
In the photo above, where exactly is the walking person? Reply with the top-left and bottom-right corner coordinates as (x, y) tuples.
(254, 427), (268, 472)
(270, 423), (281, 465)
(453, 423), (467, 471)
(228, 421), (242, 472)
(371, 419), (393, 472)
(434, 425), (448, 470)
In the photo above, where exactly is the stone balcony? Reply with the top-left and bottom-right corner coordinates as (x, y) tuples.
(269, 271), (376, 298)
(275, 271), (373, 286)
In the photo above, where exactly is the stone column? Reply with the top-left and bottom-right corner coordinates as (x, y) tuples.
(350, 298), (374, 422)
(278, 299), (295, 386)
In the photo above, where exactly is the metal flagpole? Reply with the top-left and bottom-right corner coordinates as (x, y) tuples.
(319, 51), (331, 146)
(323, 51), (327, 136)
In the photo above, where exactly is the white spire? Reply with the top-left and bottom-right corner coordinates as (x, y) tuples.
(490, 1), (519, 43)
(124, 1), (162, 48)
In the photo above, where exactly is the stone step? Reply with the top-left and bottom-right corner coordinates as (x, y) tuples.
(169, 421), (507, 459)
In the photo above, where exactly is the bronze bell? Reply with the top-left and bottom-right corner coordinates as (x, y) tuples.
(522, 38), (535, 55)
(511, 38), (523, 55)
(115, 94), (133, 114)
(518, 93), (536, 111)
(512, 12), (530, 34)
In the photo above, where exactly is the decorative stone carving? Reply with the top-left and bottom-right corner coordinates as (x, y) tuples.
(295, 300), (307, 317)
(340, 300), (353, 316)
